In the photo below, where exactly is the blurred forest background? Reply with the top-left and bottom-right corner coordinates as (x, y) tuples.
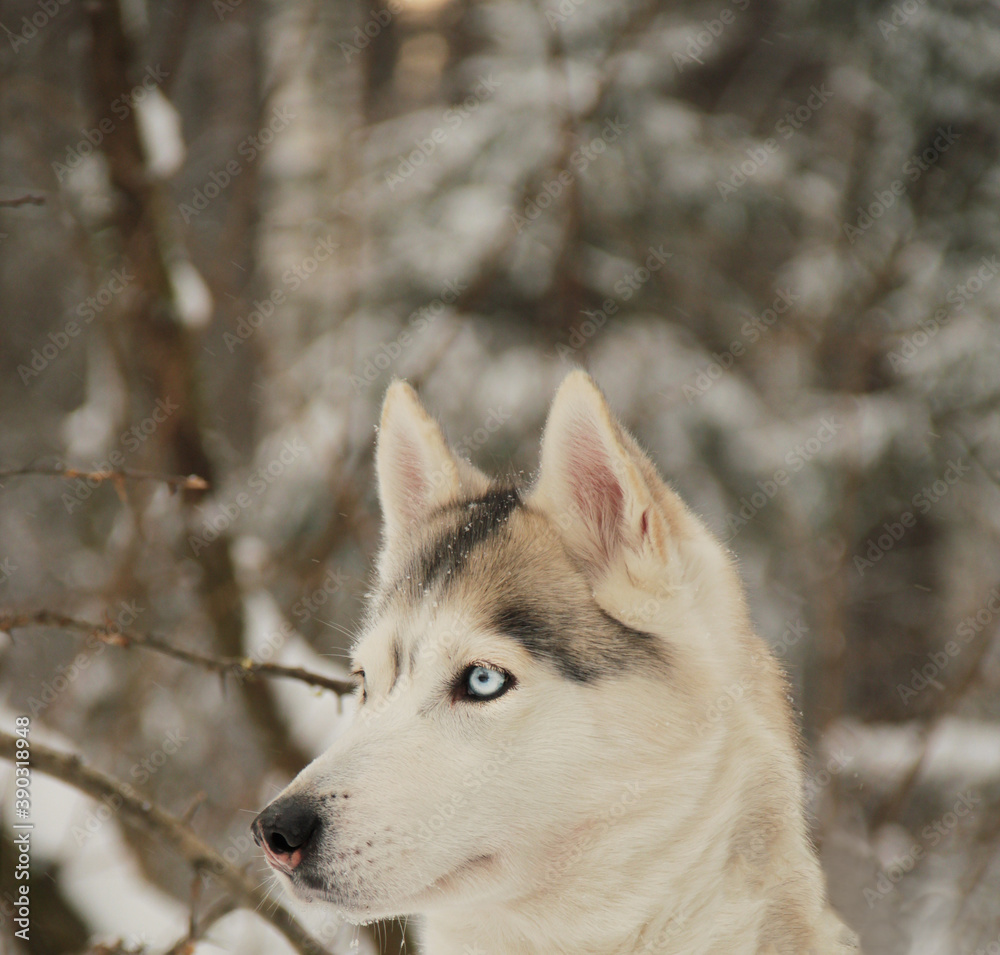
(1, 0), (999, 952)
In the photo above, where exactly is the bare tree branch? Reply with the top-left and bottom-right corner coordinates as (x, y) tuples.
(0, 731), (336, 955)
(870, 585), (997, 830)
(162, 894), (239, 955)
(0, 194), (45, 208)
(83, 0), (313, 780)
(0, 610), (355, 695)
(0, 466), (208, 492)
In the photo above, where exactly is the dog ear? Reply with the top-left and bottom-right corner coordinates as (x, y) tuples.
(530, 370), (672, 576)
(376, 381), (488, 537)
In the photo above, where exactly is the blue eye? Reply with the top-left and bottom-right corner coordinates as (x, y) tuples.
(462, 665), (512, 701)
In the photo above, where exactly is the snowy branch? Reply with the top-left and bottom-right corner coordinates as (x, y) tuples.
(0, 466), (208, 492)
(0, 610), (355, 695)
(0, 730), (336, 955)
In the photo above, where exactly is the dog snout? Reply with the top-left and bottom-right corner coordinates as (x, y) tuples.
(252, 795), (320, 873)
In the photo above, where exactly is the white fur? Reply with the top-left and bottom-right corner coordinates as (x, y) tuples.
(262, 372), (860, 955)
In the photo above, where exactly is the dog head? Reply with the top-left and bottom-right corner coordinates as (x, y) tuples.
(253, 370), (758, 922)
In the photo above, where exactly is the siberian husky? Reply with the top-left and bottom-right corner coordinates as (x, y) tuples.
(253, 371), (860, 954)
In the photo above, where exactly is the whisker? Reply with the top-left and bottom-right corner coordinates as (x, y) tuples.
(315, 618), (357, 638)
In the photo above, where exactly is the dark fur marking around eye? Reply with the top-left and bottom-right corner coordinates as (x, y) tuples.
(414, 486), (521, 591)
(493, 604), (594, 682)
(390, 637), (403, 691)
(596, 607), (666, 656)
(494, 603), (668, 683)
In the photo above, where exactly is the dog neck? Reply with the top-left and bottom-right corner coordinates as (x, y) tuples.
(420, 728), (848, 955)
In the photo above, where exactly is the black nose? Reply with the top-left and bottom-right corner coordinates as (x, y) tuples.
(252, 795), (320, 870)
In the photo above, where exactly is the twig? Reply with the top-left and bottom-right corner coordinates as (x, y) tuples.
(0, 194), (45, 208)
(0, 610), (355, 695)
(85, 0), (312, 783)
(0, 466), (208, 492)
(0, 731), (334, 955)
(162, 894), (239, 955)
(870, 589), (997, 829)
(953, 810), (1000, 931)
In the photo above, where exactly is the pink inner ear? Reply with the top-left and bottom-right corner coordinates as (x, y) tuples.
(565, 421), (624, 560)
(390, 431), (428, 521)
